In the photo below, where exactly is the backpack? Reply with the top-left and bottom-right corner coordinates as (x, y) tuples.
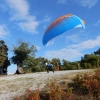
(47, 63), (51, 68)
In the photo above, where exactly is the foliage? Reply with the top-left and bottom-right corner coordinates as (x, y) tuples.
(80, 54), (100, 69)
(23, 57), (48, 73)
(0, 40), (9, 66)
(14, 81), (73, 100)
(51, 58), (61, 66)
(62, 59), (80, 70)
(14, 88), (40, 100)
(72, 69), (100, 99)
(11, 41), (37, 65)
(94, 48), (100, 56)
(34, 57), (48, 69)
(1, 39), (100, 74)
(44, 81), (73, 100)
(0, 40), (10, 74)
(13, 69), (100, 100)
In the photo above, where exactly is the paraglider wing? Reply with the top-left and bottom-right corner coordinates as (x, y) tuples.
(42, 14), (85, 46)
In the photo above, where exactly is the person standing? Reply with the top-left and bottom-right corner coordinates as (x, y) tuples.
(46, 63), (54, 73)
(56, 62), (59, 71)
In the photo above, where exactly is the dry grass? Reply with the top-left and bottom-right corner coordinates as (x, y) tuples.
(13, 69), (98, 100)
(0, 69), (95, 100)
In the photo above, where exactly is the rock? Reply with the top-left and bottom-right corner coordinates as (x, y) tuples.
(15, 67), (25, 74)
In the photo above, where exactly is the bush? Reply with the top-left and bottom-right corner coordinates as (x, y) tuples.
(72, 69), (100, 98)
(14, 69), (100, 100)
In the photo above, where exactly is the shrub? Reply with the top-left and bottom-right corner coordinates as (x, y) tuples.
(14, 69), (100, 100)
(72, 69), (100, 99)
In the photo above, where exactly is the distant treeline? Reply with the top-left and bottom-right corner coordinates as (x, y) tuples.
(0, 40), (100, 74)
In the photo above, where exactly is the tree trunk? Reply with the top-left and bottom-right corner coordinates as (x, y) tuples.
(0, 66), (3, 74)
(15, 63), (25, 74)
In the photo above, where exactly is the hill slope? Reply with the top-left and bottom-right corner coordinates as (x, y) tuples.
(0, 69), (94, 100)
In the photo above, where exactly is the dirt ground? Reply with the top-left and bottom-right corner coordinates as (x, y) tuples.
(0, 69), (94, 100)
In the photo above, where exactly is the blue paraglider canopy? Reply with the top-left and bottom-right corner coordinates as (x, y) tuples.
(42, 14), (86, 46)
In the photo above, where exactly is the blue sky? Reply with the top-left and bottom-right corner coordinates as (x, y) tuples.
(0, 0), (100, 73)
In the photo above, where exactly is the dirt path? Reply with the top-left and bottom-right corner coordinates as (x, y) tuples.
(0, 69), (94, 100)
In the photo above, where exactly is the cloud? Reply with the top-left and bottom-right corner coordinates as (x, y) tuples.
(0, 25), (9, 38)
(44, 36), (100, 61)
(57, 0), (98, 8)
(94, 20), (100, 26)
(74, 0), (98, 8)
(0, 3), (8, 12)
(6, 0), (39, 34)
(66, 34), (81, 43)
(18, 18), (39, 33)
(57, 0), (68, 4)
(43, 16), (51, 22)
(66, 30), (87, 43)
(68, 36), (100, 50)
(45, 49), (81, 61)
(7, 0), (29, 17)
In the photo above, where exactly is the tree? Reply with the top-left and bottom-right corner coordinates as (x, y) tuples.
(11, 41), (37, 74)
(81, 54), (100, 69)
(94, 48), (100, 67)
(0, 40), (10, 74)
(62, 59), (71, 69)
(33, 57), (48, 72)
(94, 48), (100, 56)
(51, 58), (61, 66)
(23, 56), (37, 73)
(23, 57), (48, 73)
(51, 58), (61, 70)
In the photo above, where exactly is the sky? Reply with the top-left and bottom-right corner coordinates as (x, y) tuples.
(0, 0), (100, 74)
